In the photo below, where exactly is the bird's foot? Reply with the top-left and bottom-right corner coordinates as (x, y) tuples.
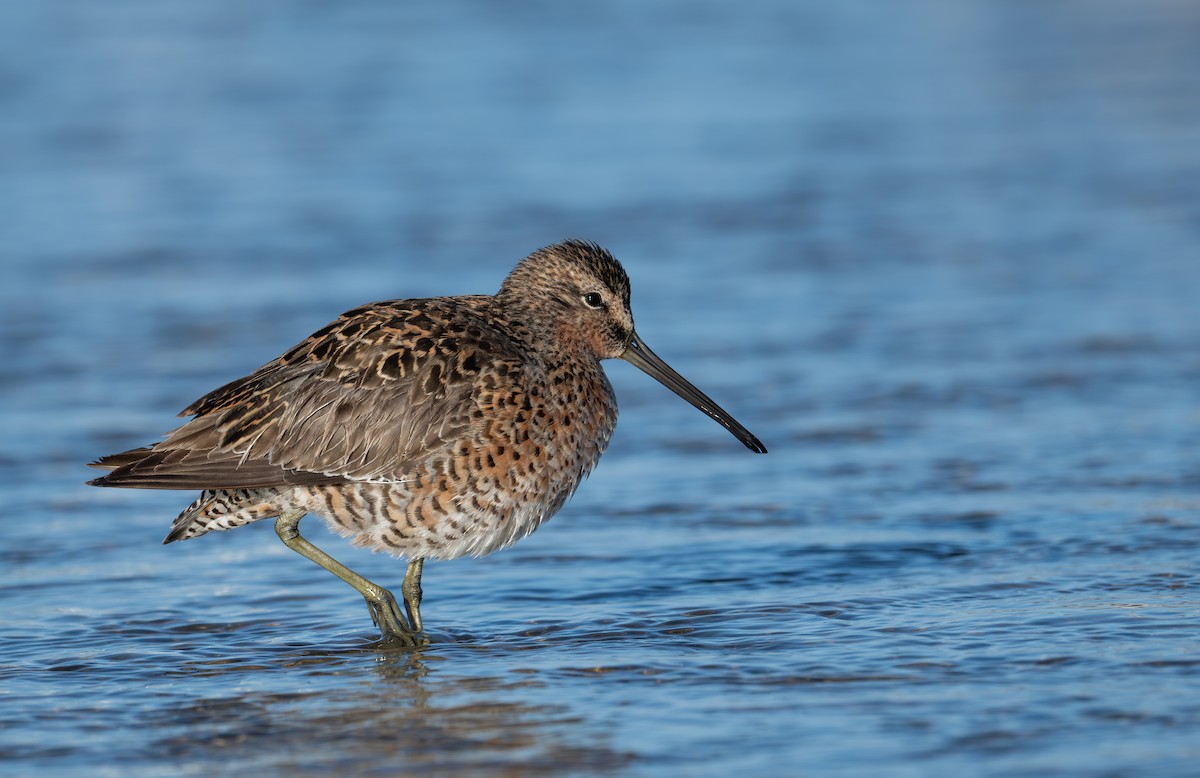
(365, 589), (428, 649)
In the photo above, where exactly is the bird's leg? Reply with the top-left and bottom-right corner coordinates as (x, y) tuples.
(401, 558), (425, 633)
(274, 510), (426, 647)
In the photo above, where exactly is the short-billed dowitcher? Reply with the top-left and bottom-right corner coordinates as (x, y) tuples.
(89, 240), (766, 646)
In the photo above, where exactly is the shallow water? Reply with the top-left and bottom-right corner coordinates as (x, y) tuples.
(2, 1), (1199, 776)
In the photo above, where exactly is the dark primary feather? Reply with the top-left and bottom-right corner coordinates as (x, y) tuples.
(89, 295), (530, 490)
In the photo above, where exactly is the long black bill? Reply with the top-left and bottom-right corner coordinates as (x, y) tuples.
(621, 332), (767, 454)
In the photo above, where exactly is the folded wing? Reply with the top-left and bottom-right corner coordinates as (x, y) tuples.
(89, 296), (523, 490)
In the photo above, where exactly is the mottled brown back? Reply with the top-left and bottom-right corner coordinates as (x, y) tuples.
(89, 295), (529, 490)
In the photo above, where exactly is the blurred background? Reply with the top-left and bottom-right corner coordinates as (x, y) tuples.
(1, 2), (1198, 776)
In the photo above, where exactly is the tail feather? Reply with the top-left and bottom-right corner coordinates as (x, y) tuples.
(87, 447), (154, 478)
(164, 489), (282, 543)
(86, 443), (336, 490)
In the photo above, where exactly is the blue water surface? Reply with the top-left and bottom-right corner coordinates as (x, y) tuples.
(1, 2), (1198, 776)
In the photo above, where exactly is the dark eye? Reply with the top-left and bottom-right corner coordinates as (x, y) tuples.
(582, 292), (605, 309)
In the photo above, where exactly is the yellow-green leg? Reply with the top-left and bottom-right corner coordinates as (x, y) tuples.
(402, 558), (424, 633)
(274, 510), (427, 647)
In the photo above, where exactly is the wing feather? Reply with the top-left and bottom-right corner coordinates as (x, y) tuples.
(90, 296), (528, 490)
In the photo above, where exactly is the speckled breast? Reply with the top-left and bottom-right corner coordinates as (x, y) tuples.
(297, 355), (619, 561)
